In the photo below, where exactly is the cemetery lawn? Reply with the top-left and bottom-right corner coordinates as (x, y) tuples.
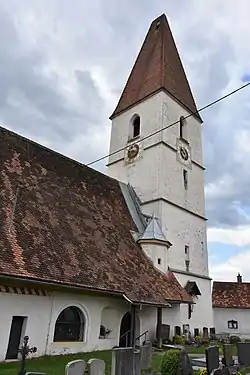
(0, 350), (112, 375)
(0, 351), (163, 375)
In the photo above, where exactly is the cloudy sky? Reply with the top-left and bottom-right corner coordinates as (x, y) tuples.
(1, 0), (250, 282)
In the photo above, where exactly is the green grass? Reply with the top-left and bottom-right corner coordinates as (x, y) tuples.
(185, 344), (237, 356)
(0, 351), (112, 375)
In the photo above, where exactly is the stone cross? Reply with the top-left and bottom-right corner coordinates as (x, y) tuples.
(88, 359), (105, 375)
(65, 359), (86, 375)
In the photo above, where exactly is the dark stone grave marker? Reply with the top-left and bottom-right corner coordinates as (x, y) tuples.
(205, 346), (220, 375)
(223, 344), (234, 366)
(237, 342), (250, 366)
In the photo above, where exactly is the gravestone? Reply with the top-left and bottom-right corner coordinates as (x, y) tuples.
(88, 359), (105, 375)
(65, 359), (86, 375)
(178, 349), (193, 375)
(194, 328), (199, 337)
(223, 344), (233, 366)
(175, 326), (181, 336)
(111, 347), (134, 375)
(237, 342), (250, 366)
(162, 324), (170, 342)
(203, 327), (209, 344)
(211, 367), (230, 375)
(205, 346), (220, 375)
(140, 342), (152, 369)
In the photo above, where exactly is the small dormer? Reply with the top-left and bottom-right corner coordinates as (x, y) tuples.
(137, 215), (172, 272)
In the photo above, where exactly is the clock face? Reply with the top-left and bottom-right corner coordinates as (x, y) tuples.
(127, 143), (139, 159)
(176, 139), (192, 169)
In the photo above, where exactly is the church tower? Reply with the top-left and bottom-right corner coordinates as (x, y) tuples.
(107, 14), (213, 334)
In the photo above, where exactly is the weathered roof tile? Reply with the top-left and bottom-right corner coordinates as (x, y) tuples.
(0, 127), (191, 306)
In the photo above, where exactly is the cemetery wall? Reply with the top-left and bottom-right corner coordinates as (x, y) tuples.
(214, 307), (250, 338)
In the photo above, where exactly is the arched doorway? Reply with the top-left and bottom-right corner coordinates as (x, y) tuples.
(119, 311), (141, 347)
(119, 312), (131, 347)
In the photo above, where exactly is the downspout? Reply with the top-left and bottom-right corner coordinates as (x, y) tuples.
(45, 293), (55, 355)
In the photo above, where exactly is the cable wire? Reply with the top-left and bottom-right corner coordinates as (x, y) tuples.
(87, 82), (250, 166)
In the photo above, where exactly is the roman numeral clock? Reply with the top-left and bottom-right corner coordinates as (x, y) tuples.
(176, 139), (192, 169)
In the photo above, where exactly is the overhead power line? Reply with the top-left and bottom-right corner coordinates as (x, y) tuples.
(87, 81), (250, 167)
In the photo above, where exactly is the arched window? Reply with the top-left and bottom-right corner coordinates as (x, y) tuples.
(53, 306), (85, 342)
(130, 114), (140, 139)
(180, 116), (188, 140)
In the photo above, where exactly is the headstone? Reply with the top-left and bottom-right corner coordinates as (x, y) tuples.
(237, 342), (250, 366)
(140, 342), (152, 369)
(211, 368), (230, 375)
(194, 328), (199, 337)
(65, 359), (86, 375)
(223, 344), (233, 366)
(162, 324), (170, 342)
(111, 347), (134, 375)
(88, 359), (105, 375)
(178, 349), (193, 375)
(205, 346), (220, 374)
(203, 327), (209, 344)
(175, 326), (181, 336)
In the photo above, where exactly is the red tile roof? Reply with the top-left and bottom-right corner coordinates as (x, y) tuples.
(110, 14), (202, 122)
(0, 127), (192, 306)
(212, 281), (250, 308)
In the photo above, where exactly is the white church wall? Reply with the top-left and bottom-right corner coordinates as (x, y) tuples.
(0, 292), (51, 361)
(174, 273), (214, 333)
(139, 304), (181, 342)
(0, 290), (129, 361)
(159, 91), (203, 166)
(141, 201), (208, 276)
(214, 307), (250, 339)
(140, 243), (168, 273)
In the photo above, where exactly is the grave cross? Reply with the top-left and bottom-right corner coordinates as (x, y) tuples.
(18, 336), (37, 375)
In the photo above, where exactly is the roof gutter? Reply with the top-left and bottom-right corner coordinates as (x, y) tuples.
(0, 273), (171, 308)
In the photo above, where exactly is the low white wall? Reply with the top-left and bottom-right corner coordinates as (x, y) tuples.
(214, 307), (250, 338)
(174, 273), (214, 334)
(0, 290), (129, 361)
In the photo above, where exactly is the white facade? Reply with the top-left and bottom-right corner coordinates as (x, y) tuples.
(0, 290), (128, 361)
(108, 90), (214, 332)
(213, 308), (250, 339)
(0, 288), (182, 361)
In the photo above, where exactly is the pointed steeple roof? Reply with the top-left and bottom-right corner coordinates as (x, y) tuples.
(110, 14), (202, 122)
(138, 214), (172, 247)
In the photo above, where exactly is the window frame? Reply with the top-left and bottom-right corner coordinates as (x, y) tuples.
(53, 306), (85, 342)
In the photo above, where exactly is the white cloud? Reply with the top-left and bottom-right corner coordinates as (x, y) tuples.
(208, 226), (250, 247)
(209, 250), (250, 282)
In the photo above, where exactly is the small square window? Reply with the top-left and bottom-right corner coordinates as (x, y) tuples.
(228, 320), (238, 329)
(157, 258), (161, 265)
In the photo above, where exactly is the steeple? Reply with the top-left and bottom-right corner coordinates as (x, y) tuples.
(110, 14), (202, 122)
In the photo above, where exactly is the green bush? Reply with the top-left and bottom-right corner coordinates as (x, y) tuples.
(230, 335), (241, 344)
(194, 335), (203, 344)
(199, 369), (208, 375)
(161, 349), (180, 375)
(173, 335), (185, 345)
